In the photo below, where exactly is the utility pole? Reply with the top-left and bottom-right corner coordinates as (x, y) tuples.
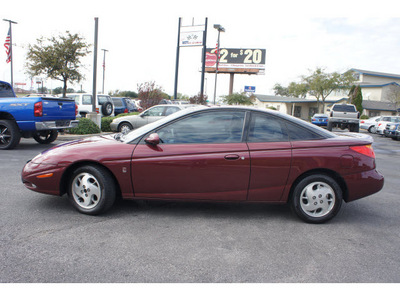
(92, 17), (99, 113)
(213, 24), (225, 105)
(3, 19), (18, 87)
(200, 18), (208, 101)
(101, 49), (108, 94)
(173, 18), (181, 100)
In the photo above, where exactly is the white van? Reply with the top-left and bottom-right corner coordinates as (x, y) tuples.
(65, 93), (114, 117)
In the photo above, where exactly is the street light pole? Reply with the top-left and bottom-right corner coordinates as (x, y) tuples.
(101, 49), (108, 94)
(3, 19), (18, 88)
(213, 24), (225, 105)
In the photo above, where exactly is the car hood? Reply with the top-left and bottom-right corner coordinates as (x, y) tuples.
(31, 135), (135, 166)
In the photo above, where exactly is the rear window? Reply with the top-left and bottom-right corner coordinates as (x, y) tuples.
(0, 82), (15, 98)
(332, 105), (356, 112)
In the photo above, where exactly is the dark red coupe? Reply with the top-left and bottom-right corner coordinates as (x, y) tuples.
(22, 106), (384, 223)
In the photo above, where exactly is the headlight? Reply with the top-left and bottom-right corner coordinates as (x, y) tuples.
(390, 124), (397, 130)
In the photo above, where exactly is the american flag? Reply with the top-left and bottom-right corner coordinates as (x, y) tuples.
(4, 28), (11, 63)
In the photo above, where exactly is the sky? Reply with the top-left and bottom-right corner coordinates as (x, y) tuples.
(2, 0), (400, 101)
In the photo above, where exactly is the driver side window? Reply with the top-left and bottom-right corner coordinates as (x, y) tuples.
(156, 111), (245, 144)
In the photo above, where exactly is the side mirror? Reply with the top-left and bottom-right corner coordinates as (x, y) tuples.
(145, 133), (160, 145)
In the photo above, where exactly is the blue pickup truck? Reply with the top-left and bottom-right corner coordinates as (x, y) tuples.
(0, 80), (78, 150)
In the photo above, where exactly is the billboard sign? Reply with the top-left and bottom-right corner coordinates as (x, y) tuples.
(205, 48), (265, 70)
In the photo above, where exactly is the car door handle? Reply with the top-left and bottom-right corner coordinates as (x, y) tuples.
(224, 154), (241, 160)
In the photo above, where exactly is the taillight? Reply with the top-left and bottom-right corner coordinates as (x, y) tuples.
(124, 108), (128, 113)
(34, 102), (43, 117)
(75, 104), (78, 116)
(350, 145), (375, 158)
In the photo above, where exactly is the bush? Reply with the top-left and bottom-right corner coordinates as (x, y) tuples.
(360, 115), (369, 119)
(68, 117), (100, 134)
(101, 116), (114, 132)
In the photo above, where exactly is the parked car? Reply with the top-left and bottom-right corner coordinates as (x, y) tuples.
(383, 122), (400, 138)
(65, 93), (114, 117)
(311, 114), (328, 126)
(394, 126), (400, 141)
(360, 116), (381, 133)
(0, 80), (77, 149)
(111, 97), (139, 116)
(22, 106), (384, 223)
(376, 116), (400, 135)
(110, 104), (195, 132)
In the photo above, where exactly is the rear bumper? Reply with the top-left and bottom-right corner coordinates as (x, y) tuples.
(35, 120), (78, 130)
(344, 169), (384, 202)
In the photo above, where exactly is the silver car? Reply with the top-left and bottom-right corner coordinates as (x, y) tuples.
(360, 116), (381, 133)
(110, 104), (195, 132)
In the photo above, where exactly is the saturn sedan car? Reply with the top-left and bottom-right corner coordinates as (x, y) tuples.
(22, 106), (384, 223)
(110, 104), (195, 132)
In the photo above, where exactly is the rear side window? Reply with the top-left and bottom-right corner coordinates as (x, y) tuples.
(98, 96), (110, 104)
(112, 98), (123, 106)
(82, 95), (92, 105)
(247, 113), (289, 143)
(164, 106), (180, 116)
(286, 122), (324, 141)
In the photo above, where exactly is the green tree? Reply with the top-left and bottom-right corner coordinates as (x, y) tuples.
(53, 86), (75, 95)
(349, 85), (363, 114)
(137, 81), (165, 109)
(25, 31), (90, 97)
(273, 83), (289, 97)
(302, 67), (355, 113)
(274, 82), (307, 98)
(222, 92), (255, 106)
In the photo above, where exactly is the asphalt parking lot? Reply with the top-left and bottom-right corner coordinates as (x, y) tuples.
(1, 131), (399, 283)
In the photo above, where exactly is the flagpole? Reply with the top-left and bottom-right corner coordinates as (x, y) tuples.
(3, 19), (17, 88)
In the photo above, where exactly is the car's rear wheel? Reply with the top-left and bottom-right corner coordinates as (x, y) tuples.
(0, 120), (21, 150)
(290, 174), (342, 223)
(368, 126), (376, 133)
(33, 130), (58, 144)
(68, 165), (116, 215)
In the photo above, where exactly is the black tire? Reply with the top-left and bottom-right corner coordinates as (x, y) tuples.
(0, 120), (21, 150)
(327, 121), (333, 131)
(33, 130), (58, 144)
(101, 102), (113, 116)
(290, 174), (343, 223)
(368, 126), (376, 133)
(118, 122), (133, 133)
(67, 165), (116, 215)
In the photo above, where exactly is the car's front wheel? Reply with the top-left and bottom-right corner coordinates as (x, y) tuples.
(68, 165), (116, 215)
(290, 174), (342, 223)
(118, 122), (133, 133)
